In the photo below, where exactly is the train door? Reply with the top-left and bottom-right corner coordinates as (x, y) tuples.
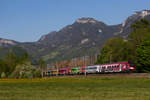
(48, 71), (50, 76)
(119, 64), (122, 72)
(99, 65), (102, 73)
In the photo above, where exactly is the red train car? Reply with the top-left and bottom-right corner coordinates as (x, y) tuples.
(99, 62), (135, 73)
(80, 66), (86, 74)
(58, 67), (71, 75)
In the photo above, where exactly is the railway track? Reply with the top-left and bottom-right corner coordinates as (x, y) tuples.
(46, 73), (150, 78)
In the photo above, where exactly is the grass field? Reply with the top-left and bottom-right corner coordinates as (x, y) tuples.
(0, 76), (150, 100)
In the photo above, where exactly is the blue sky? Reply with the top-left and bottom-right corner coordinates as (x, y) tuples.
(0, 0), (150, 42)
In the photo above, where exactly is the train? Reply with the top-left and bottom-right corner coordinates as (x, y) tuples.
(43, 62), (135, 77)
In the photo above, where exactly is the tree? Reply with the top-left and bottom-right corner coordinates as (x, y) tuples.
(37, 58), (47, 77)
(17, 52), (30, 64)
(131, 18), (150, 30)
(0, 59), (6, 76)
(10, 61), (34, 78)
(96, 37), (132, 64)
(136, 35), (150, 72)
(128, 19), (150, 63)
(5, 52), (18, 76)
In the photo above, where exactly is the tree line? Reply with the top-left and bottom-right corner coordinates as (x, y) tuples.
(0, 52), (46, 78)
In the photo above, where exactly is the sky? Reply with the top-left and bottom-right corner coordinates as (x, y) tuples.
(0, 0), (150, 42)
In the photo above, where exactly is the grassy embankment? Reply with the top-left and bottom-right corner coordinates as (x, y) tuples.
(0, 76), (150, 100)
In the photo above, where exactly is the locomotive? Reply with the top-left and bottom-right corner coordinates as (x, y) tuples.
(43, 62), (135, 77)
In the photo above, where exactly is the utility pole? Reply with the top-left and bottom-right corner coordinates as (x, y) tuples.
(84, 56), (87, 77)
(56, 62), (58, 76)
(110, 54), (112, 64)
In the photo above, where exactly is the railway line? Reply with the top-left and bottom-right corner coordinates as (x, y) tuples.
(45, 73), (150, 78)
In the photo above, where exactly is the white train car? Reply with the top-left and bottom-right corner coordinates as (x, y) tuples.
(86, 65), (100, 73)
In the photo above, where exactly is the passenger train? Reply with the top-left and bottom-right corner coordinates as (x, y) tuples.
(43, 62), (135, 76)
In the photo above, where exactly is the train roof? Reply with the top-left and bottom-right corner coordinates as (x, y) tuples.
(97, 62), (129, 66)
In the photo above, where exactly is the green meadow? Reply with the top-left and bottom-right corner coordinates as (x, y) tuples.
(0, 76), (150, 100)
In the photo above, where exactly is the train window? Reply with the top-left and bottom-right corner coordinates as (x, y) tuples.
(89, 67), (97, 69)
(103, 66), (106, 69)
(112, 66), (115, 70)
(117, 65), (119, 68)
(111, 66), (113, 70)
(82, 68), (85, 70)
(109, 66), (111, 69)
(102, 66), (105, 70)
(123, 65), (127, 68)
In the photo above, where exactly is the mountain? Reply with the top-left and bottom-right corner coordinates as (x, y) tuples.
(118, 10), (150, 38)
(0, 10), (150, 64)
(0, 38), (29, 60)
(20, 17), (121, 63)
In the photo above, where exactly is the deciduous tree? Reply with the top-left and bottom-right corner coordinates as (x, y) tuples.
(136, 35), (150, 72)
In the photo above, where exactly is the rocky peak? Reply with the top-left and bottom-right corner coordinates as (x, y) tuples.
(134, 10), (150, 17)
(75, 17), (99, 24)
(0, 38), (17, 46)
(121, 10), (150, 28)
(118, 10), (150, 38)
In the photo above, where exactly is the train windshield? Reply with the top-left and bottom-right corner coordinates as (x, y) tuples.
(129, 63), (134, 67)
(128, 61), (135, 67)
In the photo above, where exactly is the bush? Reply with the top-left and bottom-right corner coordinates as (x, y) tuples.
(32, 70), (41, 78)
(1, 72), (6, 78)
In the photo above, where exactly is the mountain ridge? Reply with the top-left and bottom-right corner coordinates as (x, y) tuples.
(0, 10), (150, 64)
